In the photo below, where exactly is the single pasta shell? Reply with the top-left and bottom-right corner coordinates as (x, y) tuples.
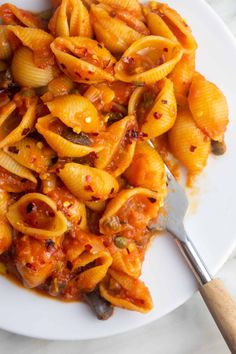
(51, 37), (116, 83)
(124, 141), (167, 198)
(4, 138), (55, 174)
(168, 107), (210, 177)
(59, 162), (119, 202)
(0, 215), (12, 255)
(168, 53), (195, 107)
(115, 36), (183, 84)
(100, 187), (160, 234)
(141, 78), (177, 138)
(36, 115), (103, 157)
(95, 115), (138, 177)
(188, 72), (229, 141)
(91, 4), (143, 54)
(100, 269), (153, 313)
(0, 25), (12, 60)
(7, 25), (53, 52)
(0, 98), (37, 149)
(11, 47), (55, 88)
(6, 193), (68, 239)
(47, 94), (101, 133)
(0, 150), (37, 183)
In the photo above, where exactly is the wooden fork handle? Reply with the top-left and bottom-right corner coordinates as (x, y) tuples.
(200, 278), (236, 353)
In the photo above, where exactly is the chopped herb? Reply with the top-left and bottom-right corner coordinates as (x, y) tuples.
(63, 129), (92, 146)
(161, 99), (168, 104)
(142, 91), (155, 108)
(107, 112), (124, 126)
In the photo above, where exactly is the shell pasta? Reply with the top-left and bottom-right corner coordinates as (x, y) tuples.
(0, 0), (229, 319)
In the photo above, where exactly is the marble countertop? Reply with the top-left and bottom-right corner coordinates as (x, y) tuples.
(0, 1), (236, 353)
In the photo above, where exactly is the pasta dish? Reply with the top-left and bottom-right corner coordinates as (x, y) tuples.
(0, 0), (228, 319)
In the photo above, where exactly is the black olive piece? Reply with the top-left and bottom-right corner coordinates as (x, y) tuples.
(83, 288), (114, 320)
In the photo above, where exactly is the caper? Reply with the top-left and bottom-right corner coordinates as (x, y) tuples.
(21, 89), (35, 97)
(114, 236), (128, 249)
(211, 140), (226, 156)
(39, 9), (53, 20)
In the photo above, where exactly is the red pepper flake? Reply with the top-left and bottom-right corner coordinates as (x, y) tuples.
(85, 175), (92, 183)
(45, 239), (55, 251)
(78, 216), (82, 225)
(90, 132), (99, 137)
(60, 63), (66, 69)
(26, 202), (36, 213)
(138, 132), (148, 139)
(125, 129), (139, 143)
(97, 43), (103, 49)
(161, 99), (168, 104)
(90, 196), (100, 202)
(110, 11), (116, 17)
(66, 261), (73, 271)
(153, 112), (162, 120)
(84, 185), (94, 192)
(25, 144), (30, 148)
(148, 197), (157, 203)
(8, 146), (19, 154)
(75, 71), (82, 78)
(122, 56), (135, 64)
(25, 263), (36, 270)
(22, 128), (30, 136)
(190, 145), (197, 152)
(110, 188), (114, 194)
(163, 47), (168, 52)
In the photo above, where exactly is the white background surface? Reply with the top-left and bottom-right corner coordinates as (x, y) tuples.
(0, 0), (236, 353)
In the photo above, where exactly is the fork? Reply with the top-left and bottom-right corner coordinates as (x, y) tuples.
(152, 148), (236, 353)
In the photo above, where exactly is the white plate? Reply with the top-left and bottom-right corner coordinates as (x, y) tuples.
(0, 0), (236, 340)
